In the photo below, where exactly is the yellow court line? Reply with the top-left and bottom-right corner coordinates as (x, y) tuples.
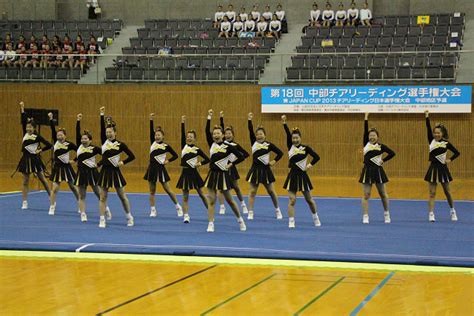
(0, 191), (21, 194)
(0, 250), (472, 274)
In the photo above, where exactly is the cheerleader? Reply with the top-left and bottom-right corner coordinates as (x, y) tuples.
(214, 5), (225, 28)
(322, 3), (335, 27)
(244, 15), (256, 32)
(232, 16), (244, 37)
(256, 16), (268, 37)
(97, 107), (135, 228)
(239, 7), (248, 22)
(176, 115), (210, 223)
(48, 112), (80, 215)
(17, 102), (52, 210)
(262, 5), (273, 21)
(347, 1), (359, 26)
(360, 2), (372, 26)
(310, 3), (321, 27)
(335, 3), (347, 27)
(246, 112), (283, 220)
(219, 16), (232, 38)
(75, 113), (111, 222)
(204, 109), (246, 232)
(424, 111), (460, 222)
(359, 113), (395, 224)
(269, 14), (282, 40)
(225, 4), (236, 22)
(281, 115), (321, 228)
(216, 111), (250, 215)
(251, 5), (261, 21)
(144, 113), (182, 218)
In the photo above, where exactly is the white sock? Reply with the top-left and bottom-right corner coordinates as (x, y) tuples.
(312, 213), (318, 219)
(241, 201), (246, 206)
(151, 206), (156, 211)
(450, 208), (456, 212)
(289, 216), (295, 221)
(275, 207), (281, 212)
(220, 204), (225, 208)
(126, 213), (133, 219)
(176, 203), (181, 209)
(100, 215), (105, 221)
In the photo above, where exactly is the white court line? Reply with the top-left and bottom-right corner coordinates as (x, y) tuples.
(0, 191), (43, 199)
(75, 243), (95, 253)
(0, 240), (472, 263)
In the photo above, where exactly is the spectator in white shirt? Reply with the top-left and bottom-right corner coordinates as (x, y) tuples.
(335, 3), (347, 27)
(214, 5), (225, 28)
(244, 14), (256, 31)
(226, 4), (236, 23)
(347, 2), (359, 26)
(310, 3), (321, 26)
(4, 43), (17, 67)
(269, 14), (282, 40)
(322, 3), (335, 27)
(256, 16), (268, 37)
(360, 2), (372, 26)
(275, 4), (285, 21)
(232, 16), (244, 36)
(219, 16), (232, 38)
(262, 5), (273, 21)
(239, 7), (248, 21)
(251, 5), (261, 21)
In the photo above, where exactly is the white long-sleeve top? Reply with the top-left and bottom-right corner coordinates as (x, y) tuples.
(310, 9), (321, 21)
(322, 10), (335, 20)
(220, 21), (231, 32)
(244, 20), (256, 31)
(214, 11), (225, 22)
(226, 11), (236, 22)
(275, 10), (285, 20)
(233, 21), (244, 32)
(257, 21), (268, 32)
(262, 11), (273, 20)
(347, 8), (359, 19)
(251, 10), (261, 21)
(336, 10), (347, 21)
(239, 13), (248, 21)
(269, 20), (281, 31)
(360, 8), (372, 20)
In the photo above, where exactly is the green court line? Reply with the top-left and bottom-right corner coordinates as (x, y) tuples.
(200, 274), (276, 315)
(0, 250), (472, 274)
(294, 276), (345, 315)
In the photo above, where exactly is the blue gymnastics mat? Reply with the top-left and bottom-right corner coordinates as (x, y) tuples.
(0, 191), (472, 267)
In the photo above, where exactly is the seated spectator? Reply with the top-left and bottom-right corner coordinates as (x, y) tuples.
(275, 3), (287, 33)
(360, 2), (372, 26)
(310, 3), (321, 26)
(335, 3), (347, 27)
(16, 35), (26, 51)
(75, 42), (88, 72)
(322, 3), (335, 27)
(251, 4), (261, 21)
(63, 35), (73, 51)
(52, 46), (63, 67)
(28, 35), (37, 50)
(51, 35), (62, 51)
(40, 42), (51, 69)
(214, 5), (225, 28)
(74, 35), (84, 51)
(239, 7), (248, 21)
(41, 35), (49, 52)
(232, 16), (244, 37)
(262, 5), (273, 21)
(15, 46), (27, 68)
(256, 16), (268, 37)
(4, 43), (17, 67)
(2, 33), (13, 50)
(244, 14), (256, 31)
(88, 36), (100, 55)
(269, 14), (282, 40)
(62, 45), (74, 69)
(226, 4), (236, 23)
(347, 1), (359, 26)
(219, 16), (232, 38)
(25, 43), (40, 68)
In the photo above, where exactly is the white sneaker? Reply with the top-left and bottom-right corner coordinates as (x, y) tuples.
(242, 204), (249, 214)
(384, 211), (391, 224)
(127, 216), (134, 227)
(105, 207), (112, 220)
(99, 218), (106, 228)
(48, 203), (56, 215)
(21, 201), (28, 210)
(247, 210), (254, 220)
(313, 213), (321, 227)
(176, 204), (183, 217)
(275, 208), (283, 220)
(183, 214), (190, 223)
(150, 208), (157, 217)
(429, 212), (436, 222)
(450, 210), (458, 222)
(207, 221), (214, 232)
(239, 219), (247, 231)
(77, 208), (81, 214)
(289, 218), (295, 228)
(363, 214), (369, 224)
(80, 212), (88, 222)
(219, 205), (226, 215)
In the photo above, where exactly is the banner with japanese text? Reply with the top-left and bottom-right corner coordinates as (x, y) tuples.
(261, 86), (472, 113)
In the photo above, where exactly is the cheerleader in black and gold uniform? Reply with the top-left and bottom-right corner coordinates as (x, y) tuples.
(424, 111), (460, 222)
(97, 107), (135, 228)
(48, 112), (79, 216)
(144, 113), (182, 218)
(17, 101), (52, 210)
(176, 115), (210, 223)
(216, 111), (250, 215)
(246, 112), (283, 220)
(281, 115), (321, 229)
(204, 109), (246, 232)
(359, 113), (395, 224)
(75, 113), (111, 222)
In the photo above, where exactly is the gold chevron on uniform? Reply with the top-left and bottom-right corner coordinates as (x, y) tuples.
(252, 142), (269, 153)
(151, 142), (167, 152)
(23, 134), (37, 141)
(363, 143), (381, 154)
(182, 145), (198, 156)
(289, 145), (306, 158)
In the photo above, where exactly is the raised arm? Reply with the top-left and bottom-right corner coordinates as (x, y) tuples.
(149, 113), (155, 144)
(49, 112), (57, 143)
(20, 102), (27, 134)
(100, 107), (106, 144)
(181, 116), (186, 148)
(382, 144), (396, 162)
(425, 111), (433, 143)
(447, 143), (460, 161)
(205, 109), (213, 147)
(76, 114), (82, 146)
(363, 113), (369, 145)
(281, 115), (291, 149)
(219, 111), (225, 130)
(248, 113), (256, 145)
(121, 143), (135, 165)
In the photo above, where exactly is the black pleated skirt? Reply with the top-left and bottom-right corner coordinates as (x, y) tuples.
(228, 164), (240, 181)
(17, 154), (46, 174)
(50, 162), (76, 183)
(144, 163), (170, 183)
(246, 164), (275, 185)
(424, 162), (453, 183)
(205, 169), (234, 191)
(97, 166), (127, 188)
(176, 167), (205, 190)
(75, 166), (100, 187)
(284, 169), (313, 192)
(359, 165), (389, 184)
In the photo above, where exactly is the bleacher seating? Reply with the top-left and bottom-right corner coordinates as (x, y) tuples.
(287, 13), (465, 82)
(106, 19), (277, 83)
(0, 19), (123, 82)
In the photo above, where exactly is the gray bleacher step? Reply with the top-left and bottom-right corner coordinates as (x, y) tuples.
(456, 18), (474, 83)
